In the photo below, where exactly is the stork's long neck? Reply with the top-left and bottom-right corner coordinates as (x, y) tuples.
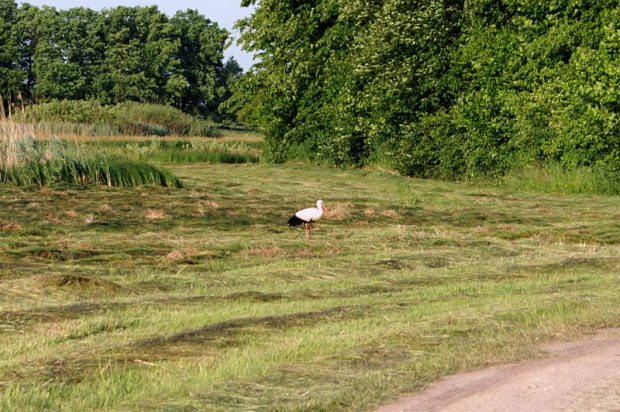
(316, 207), (324, 219)
(316, 201), (326, 219)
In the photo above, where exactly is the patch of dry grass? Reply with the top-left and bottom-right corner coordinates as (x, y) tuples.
(328, 201), (354, 220)
(144, 209), (167, 219)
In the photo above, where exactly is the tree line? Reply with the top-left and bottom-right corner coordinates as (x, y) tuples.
(233, 0), (620, 178)
(0, 1), (242, 120)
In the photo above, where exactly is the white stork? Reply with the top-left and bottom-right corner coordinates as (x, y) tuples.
(288, 199), (327, 239)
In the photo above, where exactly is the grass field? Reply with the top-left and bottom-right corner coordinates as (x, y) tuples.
(1, 134), (620, 410)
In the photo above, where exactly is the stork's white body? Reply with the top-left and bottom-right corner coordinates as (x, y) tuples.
(295, 201), (325, 222)
(288, 200), (327, 239)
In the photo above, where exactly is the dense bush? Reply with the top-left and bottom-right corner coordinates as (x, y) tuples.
(235, 0), (620, 180)
(21, 100), (114, 124)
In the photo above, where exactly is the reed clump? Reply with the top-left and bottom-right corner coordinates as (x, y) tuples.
(87, 139), (261, 164)
(0, 121), (181, 188)
(501, 163), (620, 196)
(120, 139), (260, 164)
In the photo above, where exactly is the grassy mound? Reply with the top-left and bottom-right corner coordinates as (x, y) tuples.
(22, 100), (220, 137)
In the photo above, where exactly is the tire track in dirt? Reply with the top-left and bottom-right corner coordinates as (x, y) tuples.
(376, 329), (620, 412)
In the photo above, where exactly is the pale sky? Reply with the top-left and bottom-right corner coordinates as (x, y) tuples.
(20, 0), (256, 70)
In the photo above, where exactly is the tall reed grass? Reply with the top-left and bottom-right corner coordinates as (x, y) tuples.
(0, 121), (182, 188)
(117, 139), (260, 164)
(501, 163), (620, 196)
(23, 121), (220, 139)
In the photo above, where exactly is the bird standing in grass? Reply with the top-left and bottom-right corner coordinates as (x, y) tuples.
(288, 200), (327, 239)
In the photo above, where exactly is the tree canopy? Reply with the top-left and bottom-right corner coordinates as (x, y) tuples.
(0, 0), (241, 120)
(234, 0), (620, 178)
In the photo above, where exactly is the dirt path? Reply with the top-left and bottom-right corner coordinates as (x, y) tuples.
(376, 329), (620, 412)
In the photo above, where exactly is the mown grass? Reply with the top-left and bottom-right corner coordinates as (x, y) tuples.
(1, 156), (620, 410)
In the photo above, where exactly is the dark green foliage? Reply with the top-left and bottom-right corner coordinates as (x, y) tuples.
(235, 0), (620, 180)
(32, 7), (105, 102)
(0, 0), (22, 98)
(23, 100), (113, 124)
(2, 1), (238, 121)
(169, 10), (230, 118)
(95, 6), (178, 105)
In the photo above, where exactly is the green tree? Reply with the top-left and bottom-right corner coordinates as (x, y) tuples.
(335, 0), (463, 164)
(13, 3), (39, 102)
(56, 7), (106, 100)
(169, 9), (228, 117)
(217, 56), (244, 121)
(31, 6), (82, 101)
(235, 0), (462, 165)
(9, 4), (232, 119)
(437, 0), (617, 176)
(94, 6), (180, 105)
(235, 0), (353, 162)
(17, 5), (105, 102)
(522, 3), (620, 168)
(0, 0), (22, 99)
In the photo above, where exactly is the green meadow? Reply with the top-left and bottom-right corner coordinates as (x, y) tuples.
(2, 131), (620, 411)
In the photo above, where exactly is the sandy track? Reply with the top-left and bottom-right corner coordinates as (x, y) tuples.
(376, 329), (620, 412)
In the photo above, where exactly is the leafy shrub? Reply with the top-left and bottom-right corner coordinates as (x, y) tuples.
(24, 100), (115, 124)
(188, 120), (222, 138)
(391, 112), (465, 180)
(109, 102), (192, 135)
